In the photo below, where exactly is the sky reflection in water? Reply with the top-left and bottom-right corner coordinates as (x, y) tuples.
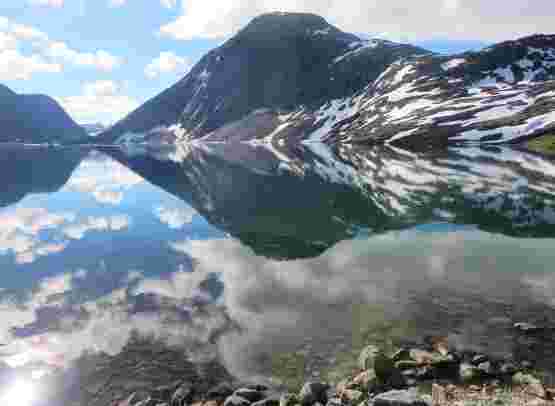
(0, 143), (555, 403)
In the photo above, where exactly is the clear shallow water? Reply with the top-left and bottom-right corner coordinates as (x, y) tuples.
(1, 143), (555, 404)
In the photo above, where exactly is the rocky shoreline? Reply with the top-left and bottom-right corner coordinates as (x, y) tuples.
(114, 338), (555, 406)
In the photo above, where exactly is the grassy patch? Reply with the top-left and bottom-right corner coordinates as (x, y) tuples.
(526, 133), (555, 155)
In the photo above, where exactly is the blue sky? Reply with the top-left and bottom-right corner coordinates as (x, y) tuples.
(1, 0), (551, 124)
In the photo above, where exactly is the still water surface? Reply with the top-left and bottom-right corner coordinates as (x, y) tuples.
(1, 143), (555, 404)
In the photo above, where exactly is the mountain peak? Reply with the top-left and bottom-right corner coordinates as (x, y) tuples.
(234, 12), (350, 41)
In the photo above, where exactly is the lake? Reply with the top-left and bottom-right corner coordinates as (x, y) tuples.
(1, 142), (555, 405)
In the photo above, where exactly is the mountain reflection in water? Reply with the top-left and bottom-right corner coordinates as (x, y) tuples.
(0, 143), (555, 404)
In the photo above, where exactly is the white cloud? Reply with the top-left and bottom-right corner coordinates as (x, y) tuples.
(108, 0), (126, 8)
(28, 0), (64, 8)
(145, 51), (192, 79)
(56, 80), (140, 124)
(0, 32), (18, 51)
(0, 17), (122, 80)
(46, 42), (122, 72)
(159, 0), (555, 41)
(160, 0), (178, 8)
(0, 50), (62, 81)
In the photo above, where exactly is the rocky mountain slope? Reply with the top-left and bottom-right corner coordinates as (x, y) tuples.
(0, 84), (87, 144)
(98, 13), (555, 147)
(97, 12), (426, 144)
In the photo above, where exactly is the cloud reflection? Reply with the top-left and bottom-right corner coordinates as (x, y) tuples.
(154, 206), (197, 229)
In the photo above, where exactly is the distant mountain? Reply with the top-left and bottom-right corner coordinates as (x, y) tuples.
(81, 123), (106, 137)
(98, 13), (555, 147)
(98, 12), (426, 144)
(0, 84), (87, 144)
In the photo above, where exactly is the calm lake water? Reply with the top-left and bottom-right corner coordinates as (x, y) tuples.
(1, 142), (555, 404)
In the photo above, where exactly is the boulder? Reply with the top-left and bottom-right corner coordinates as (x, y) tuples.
(224, 395), (253, 406)
(459, 363), (479, 383)
(371, 389), (431, 406)
(477, 361), (494, 376)
(234, 389), (266, 403)
(359, 345), (381, 371)
(298, 382), (330, 406)
(207, 383), (235, 400)
(408, 350), (436, 365)
(171, 383), (195, 406)
(325, 397), (342, 406)
(471, 354), (488, 365)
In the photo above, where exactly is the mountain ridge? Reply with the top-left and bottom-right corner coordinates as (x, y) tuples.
(98, 12), (428, 144)
(98, 13), (555, 147)
(0, 85), (87, 144)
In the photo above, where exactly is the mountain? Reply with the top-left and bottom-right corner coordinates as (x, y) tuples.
(325, 34), (555, 147)
(97, 12), (427, 144)
(0, 84), (87, 144)
(98, 14), (555, 147)
(80, 123), (106, 137)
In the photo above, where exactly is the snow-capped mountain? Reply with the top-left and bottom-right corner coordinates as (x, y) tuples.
(97, 13), (555, 147)
(0, 84), (87, 144)
(97, 12), (426, 145)
(325, 34), (555, 147)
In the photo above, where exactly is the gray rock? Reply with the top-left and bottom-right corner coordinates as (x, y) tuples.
(341, 389), (364, 404)
(459, 363), (479, 382)
(171, 383), (195, 406)
(477, 361), (494, 375)
(235, 388), (266, 403)
(246, 384), (270, 392)
(207, 383), (235, 399)
(225, 395), (253, 406)
(252, 397), (280, 406)
(326, 397), (342, 406)
(514, 322), (542, 333)
(471, 354), (488, 365)
(299, 382), (330, 406)
(359, 345), (381, 370)
(280, 393), (299, 406)
(371, 389), (431, 406)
